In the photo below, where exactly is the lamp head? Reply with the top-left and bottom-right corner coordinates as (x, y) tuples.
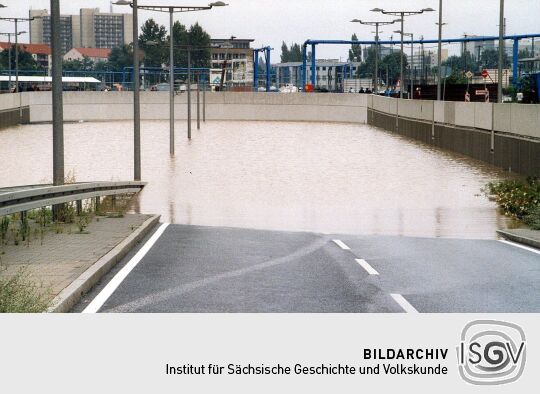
(113, 1), (131, 5)
(209, 1), (228, 7)
(371, 8), (384, 12)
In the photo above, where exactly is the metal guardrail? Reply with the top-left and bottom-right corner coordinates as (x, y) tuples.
(0, 181), (146, 216)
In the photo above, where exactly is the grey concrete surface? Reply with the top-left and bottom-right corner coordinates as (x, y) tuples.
(49, 214), (160, 313)
(497, 229), (540, 249)
(81, 224), (540, 313)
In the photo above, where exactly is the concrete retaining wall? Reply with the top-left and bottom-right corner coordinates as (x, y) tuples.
(368, 96), (540, 176)
(0, 93), (29, 129)
(26, 91), (368, 124)
(371, 95), (540, 139)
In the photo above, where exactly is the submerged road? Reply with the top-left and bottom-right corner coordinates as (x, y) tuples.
(77, 224), (540, 313)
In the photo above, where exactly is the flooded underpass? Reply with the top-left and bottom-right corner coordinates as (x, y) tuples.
(0, 120), (517, 239)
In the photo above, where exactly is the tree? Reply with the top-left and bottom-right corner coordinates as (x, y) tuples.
(280, 42), (303, 62)
(188, 22), (211, 68)
(139, 18), (167, 67)
(289, 43), (302, 62)
(280, 42), (290, 63)
(63, 56), (94, 71)
(0, 45), (40, 70)
(349, 34), (362, 62)
(443, 51), (476, 72)
(357, 46), (376, 78)
(479, 48), (510, 69)
(108, 44), (134, 71)
(380, 51), (408, 85)
(170, 20), (189, 68)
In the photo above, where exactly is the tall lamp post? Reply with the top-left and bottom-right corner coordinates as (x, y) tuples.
(497, 0), (505, 103)
(114, 1), (228, 159)
(371, 7), (434, 99)
(395, 31), (414, 98)
(350, 18), (400, 93)
(436, 0), (445, 101)
(0, 31), (26, 92)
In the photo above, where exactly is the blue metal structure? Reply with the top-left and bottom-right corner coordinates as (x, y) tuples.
(253, 46), (272, 91)
(301, 33), (540, 89)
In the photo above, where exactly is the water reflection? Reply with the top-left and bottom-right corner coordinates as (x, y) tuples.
(0, 120), (518, 239)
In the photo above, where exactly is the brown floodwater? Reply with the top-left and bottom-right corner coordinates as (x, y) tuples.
(0, 120), (517, 239)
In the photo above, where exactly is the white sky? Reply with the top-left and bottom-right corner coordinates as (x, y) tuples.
(1, 0), (539, 59)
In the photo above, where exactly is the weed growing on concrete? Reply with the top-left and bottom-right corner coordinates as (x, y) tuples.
(486, 177), (540, 228)
(0, 216), (9, 247)
(0, 267), (51, 313)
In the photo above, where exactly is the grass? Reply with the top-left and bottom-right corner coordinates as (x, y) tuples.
(0, 267), (51, 313)
(485, 177), (540, 229)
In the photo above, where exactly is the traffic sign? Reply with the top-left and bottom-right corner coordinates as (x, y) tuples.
(465, 71), (473, 79)
(481, 70), (489, 79)
(475, 89), (489, 95)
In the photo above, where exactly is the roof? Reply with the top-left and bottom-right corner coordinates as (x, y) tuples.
(0, 42), (51, 55)
(68, 47), (112, 59)
(210, 38), (255, 42)
(0, 76), (101, 83)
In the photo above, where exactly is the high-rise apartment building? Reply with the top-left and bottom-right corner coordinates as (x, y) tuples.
(29, 8), (132, 54)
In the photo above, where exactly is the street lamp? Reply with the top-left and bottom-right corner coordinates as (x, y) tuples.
(395, 31), (414, 98)
(351, 18), (400, 93)
(498, 0), (505, 103)
(436, 0), (446, 101)
(114, 1), (228, 159)
(372, 7), (434, 98)
(0, 31), (25, 92)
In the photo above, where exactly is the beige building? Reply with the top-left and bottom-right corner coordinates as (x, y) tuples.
(63, 47), (112, 63)
(210, 38), (254, 85)
(29, 8), (132, 54)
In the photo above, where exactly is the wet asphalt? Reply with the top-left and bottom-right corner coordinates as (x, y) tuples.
(75, 224), (540, 313)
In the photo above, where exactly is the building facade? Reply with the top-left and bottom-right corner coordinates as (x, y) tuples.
(63, 47), (112, 63)
(29, 8), (132, 54)
(210, 38), (254, 86)
(0, 42), (51, 70)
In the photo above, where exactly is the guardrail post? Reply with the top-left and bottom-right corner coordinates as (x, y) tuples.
(203, 81), (206, 122)
(197, 75), (201, 130)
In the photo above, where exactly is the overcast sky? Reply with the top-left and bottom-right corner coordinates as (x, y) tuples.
(1, 0), (539, 59)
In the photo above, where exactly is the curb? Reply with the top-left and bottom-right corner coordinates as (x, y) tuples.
(48, 214), (161, 313)
(497, 230), (540, 250)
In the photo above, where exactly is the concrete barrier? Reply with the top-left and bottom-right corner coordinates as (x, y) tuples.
(0, 93), (29, 129)
(367, 96), (540, 176)
(27, 91), (369, 124)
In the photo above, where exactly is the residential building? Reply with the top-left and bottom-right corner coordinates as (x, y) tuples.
(79, 8), (132, 49)
(0, 42), (51, 70)
(30, 9), (79, 54)
(428, 49), (449, 66)
(362, 44), (393, 61)
(210, 38), (254, 85)
(29, 8), (132, 54)
(63, 47), (112, 63)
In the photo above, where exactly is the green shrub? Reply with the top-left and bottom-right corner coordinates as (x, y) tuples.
(486, 177), (540, 223)
(0, 268), (51, 313)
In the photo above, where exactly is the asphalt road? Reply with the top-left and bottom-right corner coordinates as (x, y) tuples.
(77, 224), (540, 313)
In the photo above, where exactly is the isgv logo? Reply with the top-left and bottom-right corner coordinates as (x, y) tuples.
(457, 320), (526, 385)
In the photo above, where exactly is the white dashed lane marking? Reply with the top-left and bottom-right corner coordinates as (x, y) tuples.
(391, 294), (419, 313)
(355, 259), (379, 275)
(332, 239), (350, 250)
